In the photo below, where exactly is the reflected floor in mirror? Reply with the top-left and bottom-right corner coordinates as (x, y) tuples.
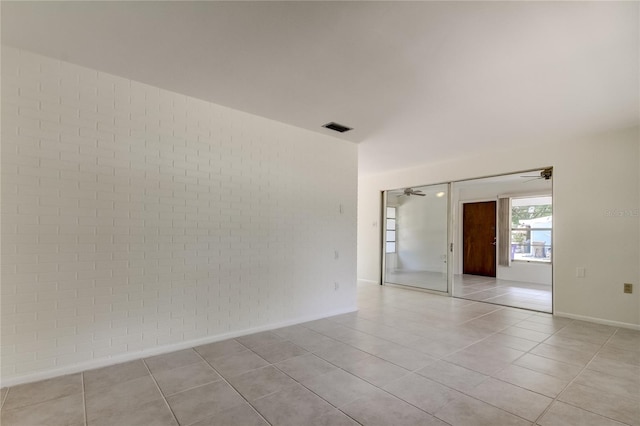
(453, 274), (552, 313)
(385, 270), (448, 293)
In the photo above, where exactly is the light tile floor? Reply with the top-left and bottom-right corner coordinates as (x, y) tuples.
(1, 282), (638, 425)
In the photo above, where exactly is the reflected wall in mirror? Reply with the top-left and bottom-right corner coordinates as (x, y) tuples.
(383, 184), (449, 292)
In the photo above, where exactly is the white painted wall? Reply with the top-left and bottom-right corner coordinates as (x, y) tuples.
(358, 127), (639, 327)
(497, 263), (551, 285)
(1, 48), (358, 384)
(453, 179), (553, 285)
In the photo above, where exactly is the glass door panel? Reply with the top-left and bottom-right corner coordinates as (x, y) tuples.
(383, 183), (449, 292)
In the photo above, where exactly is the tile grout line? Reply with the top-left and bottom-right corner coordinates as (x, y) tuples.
(308, 311), (527, 378)
(364, 288), (636, 421)
(422, 328), (567, 424)
(296, 332), (533, 426)
(385, 328), (554, 424)
(1, 387), (9, 410)
(531, 327), (622, 425)
(261, 347), (387, 425)
(319, 303), (579, 424)
(301, 326), (444, 377)
(81, 372), (88, 426)
(447, 319), (607, 422)
(360, 299), (559, 422)
(180, 332), (541, 426)
(191, 349), (273, 426)
(196, 335), (369, 425)
(141, 358), (181, 426)
(262, 335), (444, 424)
(266, 357), (364, 426)
(304, 316), (449, 356)
(336, 300), (533, 335)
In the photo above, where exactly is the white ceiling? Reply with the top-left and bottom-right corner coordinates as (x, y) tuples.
(2, 2), (638, 176)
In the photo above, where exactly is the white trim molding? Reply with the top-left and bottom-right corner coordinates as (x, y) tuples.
(555, 311), (640, 331)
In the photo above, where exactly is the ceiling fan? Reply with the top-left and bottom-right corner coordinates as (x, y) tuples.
(521, 168), (552, 182)
(400, 187), (426, 197)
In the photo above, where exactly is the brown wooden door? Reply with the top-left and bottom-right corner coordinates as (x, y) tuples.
(463, 201), (496, 277)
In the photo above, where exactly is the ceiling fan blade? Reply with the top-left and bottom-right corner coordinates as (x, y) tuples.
(414, 193), (426, 196)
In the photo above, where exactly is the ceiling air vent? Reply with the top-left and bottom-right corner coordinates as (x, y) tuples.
(322, 122), (352, 133)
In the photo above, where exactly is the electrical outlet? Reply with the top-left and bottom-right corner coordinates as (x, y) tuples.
(339, 204), (344, 214)
(576, 267), (585, 278)
(624, 283), (633, 294)
(334, 250), (339, 260)
(334, 282), (340, 291)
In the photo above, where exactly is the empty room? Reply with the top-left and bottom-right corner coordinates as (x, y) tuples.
(1, 2), (639, 426)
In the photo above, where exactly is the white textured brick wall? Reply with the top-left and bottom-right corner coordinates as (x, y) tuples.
(1, 47), (357, 383)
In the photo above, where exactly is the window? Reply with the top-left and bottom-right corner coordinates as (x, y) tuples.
(385, 207), (396, 253)
(511, 196), (552, 263)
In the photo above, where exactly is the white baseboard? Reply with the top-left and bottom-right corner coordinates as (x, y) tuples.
(554, 311), (640, 330)
(1, 305), (358, 388)
(357, 279), (380, 285)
